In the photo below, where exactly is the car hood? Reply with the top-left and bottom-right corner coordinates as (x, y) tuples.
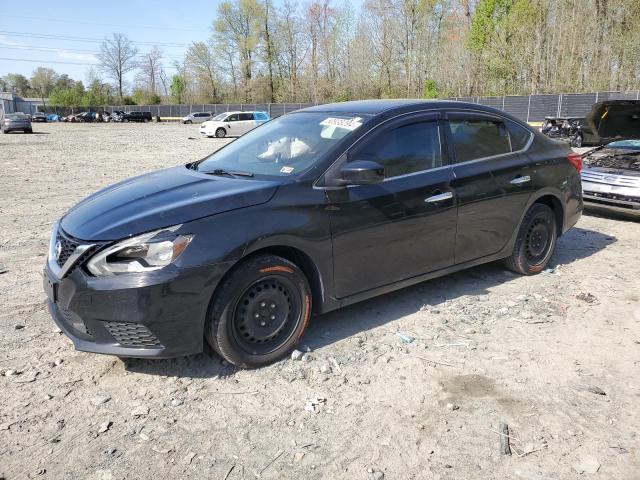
(583, 147), (640, 176)
(60, 165), (280, 241)
(585, 101), (640, 143)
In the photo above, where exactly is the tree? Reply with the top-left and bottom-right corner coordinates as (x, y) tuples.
(49, 82), (85, 107)
(214, 0), (264, 102)
(31, 67), (58, 108)
(98, 33), (139, 101)
(185, 41), (220, 102)
(170, 74), (186, 104)
(3, 73), (31, 96)
(137, 46), (164, 96)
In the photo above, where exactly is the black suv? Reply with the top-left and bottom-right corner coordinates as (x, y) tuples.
(122, 111), (152, 123)
(43, 100), (583, 368)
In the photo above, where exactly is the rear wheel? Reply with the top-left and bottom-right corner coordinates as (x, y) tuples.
(185, 120), (192, 124)
(205, 255), (312, 368)
(25, 128), (33, 134)
(503, 203), (557, 275)
(215, 128), (226, 138)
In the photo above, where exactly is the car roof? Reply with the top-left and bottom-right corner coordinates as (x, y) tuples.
(298, 99), (513, 118)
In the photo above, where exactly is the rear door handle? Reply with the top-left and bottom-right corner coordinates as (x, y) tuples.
(424, 191), (453, 203)
(510, 175), (531, 185)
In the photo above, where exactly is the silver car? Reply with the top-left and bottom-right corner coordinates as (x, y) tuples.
(182, 112), (213, 124)
(1, 112), (32, 134)
(581, 140), (640, 217)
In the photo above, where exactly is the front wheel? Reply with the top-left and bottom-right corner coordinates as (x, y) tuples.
(205, 255), (312, 368)
(184, 120), (192, 124)
(503, 203), (557, 275)
(215, 128), (226, 138)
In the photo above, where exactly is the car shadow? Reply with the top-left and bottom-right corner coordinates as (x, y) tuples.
(124, 226), (615, 378)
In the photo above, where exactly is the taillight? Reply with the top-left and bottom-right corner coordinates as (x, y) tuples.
(567, 152), (582, 172)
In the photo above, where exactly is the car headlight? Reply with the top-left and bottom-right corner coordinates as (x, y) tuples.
(87, 226), (193, 276)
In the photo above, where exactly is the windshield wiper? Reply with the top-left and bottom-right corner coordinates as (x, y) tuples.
(202, 168), (254, 178)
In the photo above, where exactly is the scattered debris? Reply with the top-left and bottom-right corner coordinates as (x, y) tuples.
(97, 421), (112, 434)
(293, 451), (305, 462)
(291, 349), (304, 361)
(304, 397), (327, 413)
(446, 403), (460, 411)
(572, 456), (601, 474)
(395, 331), (415, 344)
(131, 405), (150, 417)
(586, 386), (607, 396)
(498, 422), (512, 455)
(576, 292), (598, 304)
(184, 451), (196, 464)
(256, 449), (284, 477)
(91, 396), (111, 406)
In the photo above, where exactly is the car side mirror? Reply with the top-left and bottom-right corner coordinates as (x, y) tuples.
(339, 160), (385, 185)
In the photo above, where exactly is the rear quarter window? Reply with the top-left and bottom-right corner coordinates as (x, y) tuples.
(507, 121), (533, 150)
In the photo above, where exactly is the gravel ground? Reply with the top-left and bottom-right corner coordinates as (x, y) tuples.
(1, 122), (639, 480)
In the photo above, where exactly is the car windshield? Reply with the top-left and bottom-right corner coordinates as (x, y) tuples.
(6, 113), (27, 120)
(196, 112), (368, 177)
(606, 139), (640, 150)
(212, 113), (228, 121)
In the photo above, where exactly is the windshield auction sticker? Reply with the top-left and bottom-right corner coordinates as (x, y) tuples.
(319, 117), (363, 131)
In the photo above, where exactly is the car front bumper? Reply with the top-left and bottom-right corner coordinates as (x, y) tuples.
(43, 261), (221, 359)
(581, 178), (640, 217)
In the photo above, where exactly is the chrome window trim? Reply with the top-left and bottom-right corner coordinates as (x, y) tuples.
(314, 107), (534, 189)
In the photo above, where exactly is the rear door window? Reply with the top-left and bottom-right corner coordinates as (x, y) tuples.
(448, 115), (511, 163)
(239, 113), (254, 121)
(350, 121), (442, 178)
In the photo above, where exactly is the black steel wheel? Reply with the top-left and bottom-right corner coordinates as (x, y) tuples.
(503, 203), (557, 275)
(205, 254), (311, 368)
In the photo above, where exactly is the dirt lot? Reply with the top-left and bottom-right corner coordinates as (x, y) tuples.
(1, 122), (639, 480)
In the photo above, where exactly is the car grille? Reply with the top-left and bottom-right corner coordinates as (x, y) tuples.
(55, 230), (80, 267)
(583, 192), (640, 208)
(581, 170), (640, 188)
(104, 322), (163, 348)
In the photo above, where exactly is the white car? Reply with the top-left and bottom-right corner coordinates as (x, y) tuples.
(199, 111), (270, 138)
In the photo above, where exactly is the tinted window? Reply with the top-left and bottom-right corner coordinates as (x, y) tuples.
(449, 117), (510, 163)
(239, 113), (254, 121)
(227, 114), (240, 121)
(352, 121), (442, 178)
(507, 121), (532, 150)
(255, 112), (269, 120)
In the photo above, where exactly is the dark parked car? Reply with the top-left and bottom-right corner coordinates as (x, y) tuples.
(31, 111), (47, 122)
(581, 139), (640, 216)
(1, 112), (32, 133)
(122, 111), (153, 123)
(43, 100), (583, 368)
(541, 100), (640, 147)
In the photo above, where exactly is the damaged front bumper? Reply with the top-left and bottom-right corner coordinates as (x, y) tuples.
(43, 259), (220, 359)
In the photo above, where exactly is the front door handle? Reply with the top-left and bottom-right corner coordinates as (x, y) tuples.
(510, 175), (531, 185)
(424, 191), (453, 203)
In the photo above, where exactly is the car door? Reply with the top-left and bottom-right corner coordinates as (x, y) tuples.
(225, 113), (240, 135)
(444, 111), (534, 264)
(325, 114), (457, 298)
(238, 113), (255, 134)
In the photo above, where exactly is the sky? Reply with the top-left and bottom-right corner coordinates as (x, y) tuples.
(0, 0), (221, 82)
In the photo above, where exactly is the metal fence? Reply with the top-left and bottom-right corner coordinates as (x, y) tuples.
(447, 90), (640, 122)
(21, 90), (640, 122)
(105, 103), (317, 119)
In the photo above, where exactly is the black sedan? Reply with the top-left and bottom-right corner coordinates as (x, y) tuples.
(43, 100), (583, 368)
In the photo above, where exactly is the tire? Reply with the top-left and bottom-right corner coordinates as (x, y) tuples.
(205, 254), (312, 368)
(503, 203), (557, 275)
(215, 128), (226, 138)
(184, 120), (192, 124)
(123, 118), (129, 123)
(25, 129), (33, 134)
